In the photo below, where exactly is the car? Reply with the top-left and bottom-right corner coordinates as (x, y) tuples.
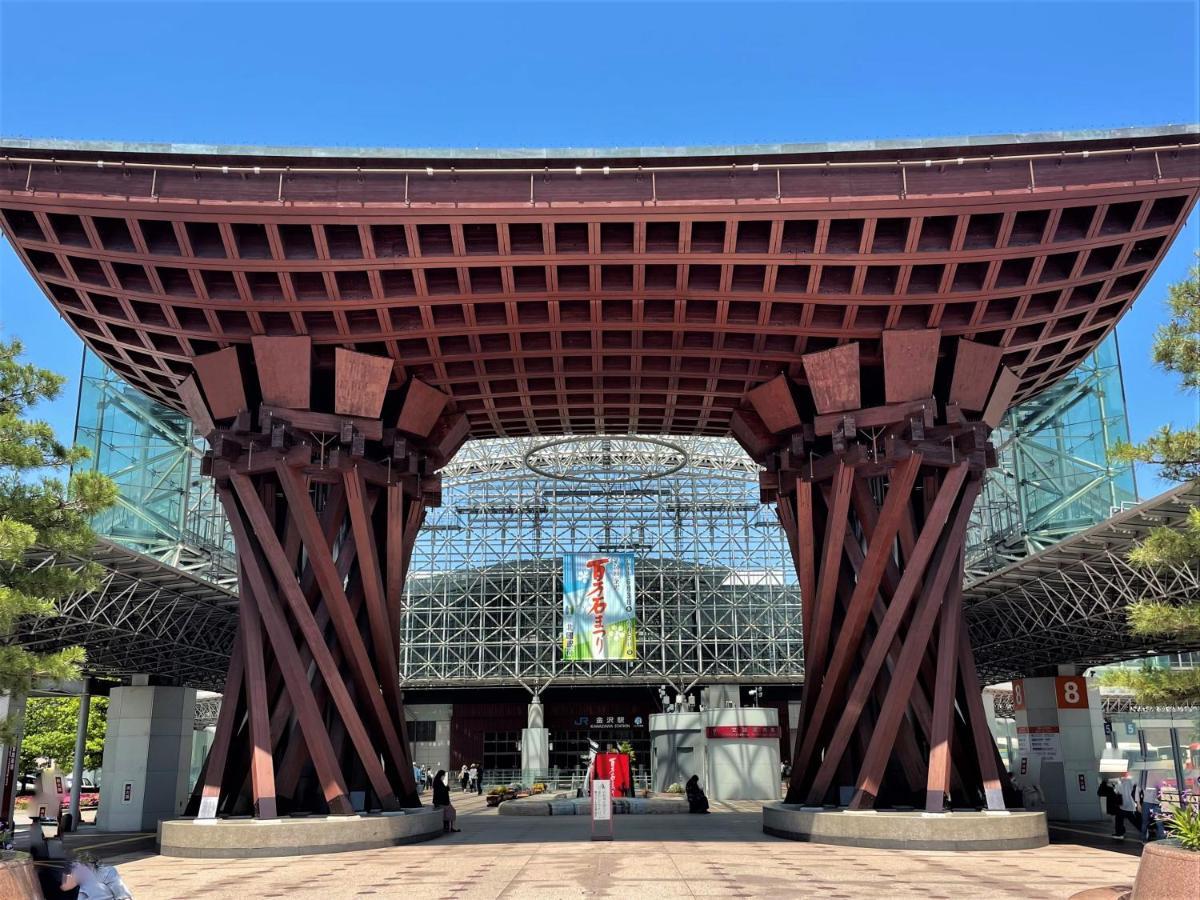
(62, 775), (96, 791)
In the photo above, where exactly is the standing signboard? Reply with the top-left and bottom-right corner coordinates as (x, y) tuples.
(591, 778), (613, 841)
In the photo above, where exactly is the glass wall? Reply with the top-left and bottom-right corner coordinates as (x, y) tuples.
(967, 334), (1138, 577)
(73, 350), (236, 587)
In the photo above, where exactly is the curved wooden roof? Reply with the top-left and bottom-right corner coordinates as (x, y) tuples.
(2, 127), (1197, 438)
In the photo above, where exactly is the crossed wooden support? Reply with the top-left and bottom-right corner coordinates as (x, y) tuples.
(174, 337), (467, 817)
(733, 330), (1018, 811)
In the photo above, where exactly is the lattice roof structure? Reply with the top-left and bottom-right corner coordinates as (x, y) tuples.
(965, 480), (1200, 683)
(17, 538), (238, 690)
(1, 126), (1197, 440)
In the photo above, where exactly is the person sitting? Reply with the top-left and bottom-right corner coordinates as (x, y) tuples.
(432, 770), (461, 833)
(685, 774), (710, 814)
(60, 850), (132, 899)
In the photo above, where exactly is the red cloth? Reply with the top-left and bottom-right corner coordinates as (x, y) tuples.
(591, 752), (632, 796)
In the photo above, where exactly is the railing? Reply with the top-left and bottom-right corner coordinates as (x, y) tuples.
(452, 767), (652, 794)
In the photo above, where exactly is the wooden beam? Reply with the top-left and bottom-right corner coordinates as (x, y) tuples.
(804, 463), (968, 804)
(982, 366), (1019, 429)
(804, 461), (855, 687)
(746, 374), (803, 434)
(228, 474), (399, 810)
(195, 640), (244, 819)
(178, 374), (215, 438)
(949, 340), (1004, 412)
(252, 335), (311, 409)
(238, 570), (278, 818)
(957, 613), (1007, 810)
(802, 343), (860, 414)
(848, 476), (981, 808)
(273, 462), (412, 794)
(790, 453), (922, 785)
(794, 481), (817, 639)
(193, 347), (247, 420)
(334, 348), (393, 418)
(396, 378), (449, 438)
(883, 328), (940, 403)
(925, 550), (965, 811)
(218, 482), (355, 815)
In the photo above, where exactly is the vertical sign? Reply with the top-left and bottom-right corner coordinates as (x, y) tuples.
(1055, 676), (1088, 709)
(1011, 679), (1026, 711)
(122, 782), (133, 804)
(591, 778), (613, 841)
(563, 552), (636, 661)
(1078, 774), (1088, 792)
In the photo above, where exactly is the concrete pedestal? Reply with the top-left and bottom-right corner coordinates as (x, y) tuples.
(762, 804), (1049, 850)
(159, 808), (443, 857)
(520, 696), (549, 783)
(97, 683), (196, 832)
(1012, 674), (1105, 821)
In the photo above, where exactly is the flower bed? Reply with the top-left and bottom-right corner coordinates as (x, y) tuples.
(14, 792), (99, 812)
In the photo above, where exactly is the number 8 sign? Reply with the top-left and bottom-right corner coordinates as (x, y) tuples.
(1055, 676), (1088, 709)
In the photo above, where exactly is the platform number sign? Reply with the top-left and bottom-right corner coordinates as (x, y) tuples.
(1012, 679), (1026, 711)
(1055, 676), (1088, 709)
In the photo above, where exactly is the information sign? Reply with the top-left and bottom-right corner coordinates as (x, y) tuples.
(1055, 676), (1088, 709)
(1012, 679), (1026, 711)
(591, 779), (613, 841)
(1017, 725), (1062, 762)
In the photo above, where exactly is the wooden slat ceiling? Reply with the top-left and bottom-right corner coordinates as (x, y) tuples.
(2, 134), (1197, 439)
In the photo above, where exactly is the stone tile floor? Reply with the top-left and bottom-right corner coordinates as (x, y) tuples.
(100, 795), (1140, 899)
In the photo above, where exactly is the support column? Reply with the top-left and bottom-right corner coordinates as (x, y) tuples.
(67, 690), (90, 830)
(733, 330), (1018, 810)
(1011, 674), (1105, 821)
(521, 695), (550, 784)
(0, 692), (27, 833)
(97, 681), (196, 832)
(179, 338), (466, 818)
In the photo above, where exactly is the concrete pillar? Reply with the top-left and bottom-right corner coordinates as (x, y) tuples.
(96, 682), (196, 832)
(0, 692), (27, 829)
(66, 691), (90, 830)
(1012, 673), (1105, 821)
(520, 696), (549, 783)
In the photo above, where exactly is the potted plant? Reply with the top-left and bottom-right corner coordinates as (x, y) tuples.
(1131, 805), (1200, 899)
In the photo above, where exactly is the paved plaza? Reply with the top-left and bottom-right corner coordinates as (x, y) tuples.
(88, 795), (1141, 899)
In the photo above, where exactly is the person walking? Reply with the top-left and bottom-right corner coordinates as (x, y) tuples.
(475, 765), (484, 796)
(468, 763), (478, 794)
(1098, 778), (1124, 837)
(432, 770), (460, 833)
(1140, 783), (1162, 842)
(460, 764), (469, 793)
(1117, 775), (1141, 839)
(412, 762), (423, 794)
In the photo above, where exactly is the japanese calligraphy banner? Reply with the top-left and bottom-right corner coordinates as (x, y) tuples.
(562, 552), (636, 661)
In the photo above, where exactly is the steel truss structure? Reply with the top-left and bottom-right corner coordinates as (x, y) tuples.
(75, 351), (237, 588)
(16, 538), (237, 690)
(401, 436), (802, 689)
(966, 333), (1137, 578)
(965, 480), (1200, 684)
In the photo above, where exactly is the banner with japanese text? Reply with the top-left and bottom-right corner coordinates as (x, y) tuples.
(562, 552), (636, 661)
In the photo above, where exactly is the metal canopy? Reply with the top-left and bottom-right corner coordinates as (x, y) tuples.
(965, 480), (1200, 683)
(17, 537), (238, 690)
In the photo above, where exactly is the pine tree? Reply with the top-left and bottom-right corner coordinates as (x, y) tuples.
(0, 339), (117, 738)
(1102, 256), (1200, 705)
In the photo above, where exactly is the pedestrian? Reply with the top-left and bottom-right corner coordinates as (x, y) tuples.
(1117, 775), (1141, 839)
(421, 765), (431, 792)
(685, 774), (710, 814)
(1098, 778), (1123, 837)
(476, 765), (484, 795)
(468, 763), (478, 793)
(432, 770), (460, 833)
(1140, 783), (1162, 842)
(460, 764), (469, 792)
(412, 762), (422, 794)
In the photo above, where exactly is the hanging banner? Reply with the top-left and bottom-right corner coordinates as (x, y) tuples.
(562, 552), (636, 661)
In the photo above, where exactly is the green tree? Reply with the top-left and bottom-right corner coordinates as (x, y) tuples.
(1102, 256), (1200, 704)
(0, 339), (117, 738)
(19, 696), (108, 773)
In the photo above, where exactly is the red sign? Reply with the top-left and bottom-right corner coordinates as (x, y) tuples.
(1055, 676), (1088, 709)
(705, 725), (780, 739)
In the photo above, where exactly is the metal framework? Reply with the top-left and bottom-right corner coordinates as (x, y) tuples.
(965, 480), (1200, 684)
(75, 350), (237, 587)
(16, 538), (237, 690)
(966, 333), (1137, 577)
(401, 436), (801, 689)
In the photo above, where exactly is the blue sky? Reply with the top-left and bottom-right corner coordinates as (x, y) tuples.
(1, 1), (1197, 495)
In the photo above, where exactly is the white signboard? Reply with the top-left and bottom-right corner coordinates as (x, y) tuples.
(1017, 725), (1062, 762)
(591, 778), (613, 841)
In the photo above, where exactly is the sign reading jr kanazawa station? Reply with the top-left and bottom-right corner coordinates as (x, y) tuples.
(2, 126), (1197, 853)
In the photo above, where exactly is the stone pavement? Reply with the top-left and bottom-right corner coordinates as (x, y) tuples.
(101, 794), (1140, 899)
